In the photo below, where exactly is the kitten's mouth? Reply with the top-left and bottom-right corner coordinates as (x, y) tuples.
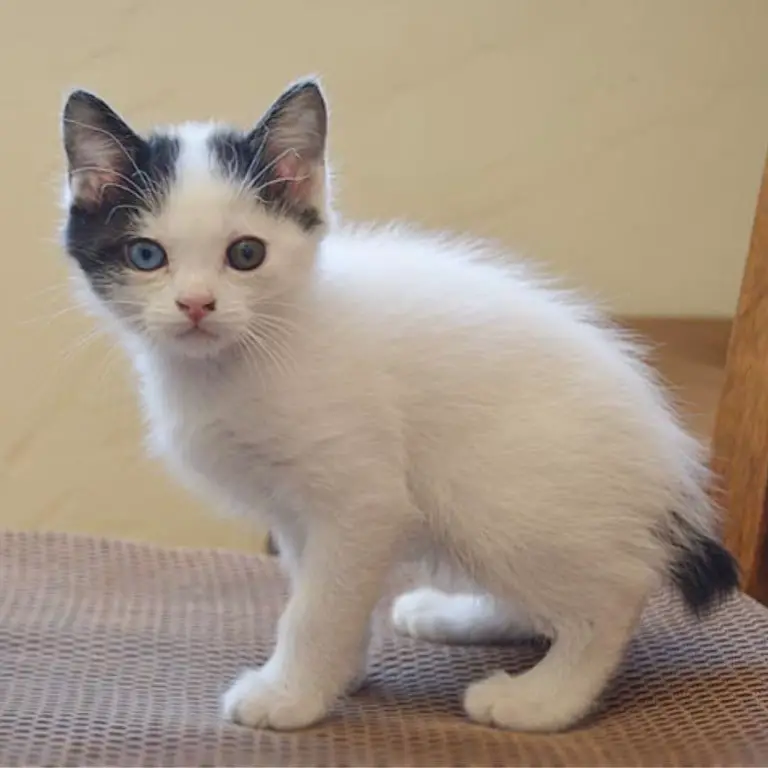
(164, 324), (228, 359)
(177, 325), (217, 340)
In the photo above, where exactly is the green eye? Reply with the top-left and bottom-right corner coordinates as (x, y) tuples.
(226, 237), (267, 271)
(126, 239), (167, 271)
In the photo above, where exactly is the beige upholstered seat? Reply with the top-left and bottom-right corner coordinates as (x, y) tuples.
(1, 531), (766, 766)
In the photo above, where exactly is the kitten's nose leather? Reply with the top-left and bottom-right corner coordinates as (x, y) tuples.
(176, 296), (216, 324)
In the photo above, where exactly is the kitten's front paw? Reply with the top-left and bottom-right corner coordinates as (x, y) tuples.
(221, 667), (329, 730)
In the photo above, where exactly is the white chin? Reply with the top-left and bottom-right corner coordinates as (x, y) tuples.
(167, 331), (230, 358)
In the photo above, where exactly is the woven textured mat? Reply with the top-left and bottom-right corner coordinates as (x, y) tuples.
(1, 531), (766, 766)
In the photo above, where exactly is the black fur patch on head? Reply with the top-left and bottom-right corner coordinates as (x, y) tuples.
(62, 89), (179, 297)
(64, 133), (179, 296)
(208, 129), (323, 233)
(208, 78), (328, 233)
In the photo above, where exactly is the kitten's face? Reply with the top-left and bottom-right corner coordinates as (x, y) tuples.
(61, 79), (329, 359)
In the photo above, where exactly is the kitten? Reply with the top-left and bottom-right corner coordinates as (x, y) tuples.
(60, 78), (738, 733)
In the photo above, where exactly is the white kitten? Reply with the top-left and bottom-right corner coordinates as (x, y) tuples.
(60, 78), (738, 733)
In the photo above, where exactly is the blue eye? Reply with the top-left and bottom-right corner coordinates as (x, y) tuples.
(226, 237), (267, 271)
(126, 239), (167, 271)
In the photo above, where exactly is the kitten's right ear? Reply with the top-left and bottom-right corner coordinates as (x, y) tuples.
(62, 90), (144, 209)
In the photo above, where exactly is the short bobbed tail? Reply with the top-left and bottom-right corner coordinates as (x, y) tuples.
(666, 511), (740, 616)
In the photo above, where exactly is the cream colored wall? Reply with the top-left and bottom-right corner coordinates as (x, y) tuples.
(1, 0), (767, 550)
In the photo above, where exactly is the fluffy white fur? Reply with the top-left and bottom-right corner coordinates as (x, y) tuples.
(62, 81), (726, 733)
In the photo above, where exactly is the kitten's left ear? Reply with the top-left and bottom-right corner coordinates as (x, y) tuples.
(248, 78), (329, 208)
(62, 90), (145, 210)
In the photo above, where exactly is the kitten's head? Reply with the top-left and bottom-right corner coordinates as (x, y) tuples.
(61, 78), (330, 359)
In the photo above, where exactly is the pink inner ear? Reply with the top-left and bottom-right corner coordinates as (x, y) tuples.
(71, 168), (119, 207)
(274, 154), (313, 202)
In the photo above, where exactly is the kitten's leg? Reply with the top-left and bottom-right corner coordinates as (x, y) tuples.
(391, 588), (537, 644)
(222, 521), (394, 730)
(463, 593), (645, 732)
(269, 525), (369, 694)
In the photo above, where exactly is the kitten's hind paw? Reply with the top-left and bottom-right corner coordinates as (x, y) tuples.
(464, 670), (593, 732)
(392, 588), (534, 645)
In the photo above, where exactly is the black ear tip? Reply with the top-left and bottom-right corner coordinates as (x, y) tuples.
(62, 89), (113, 121)
(64, 88), (93, 108)
(297, 74), (324, 93)
(287, 75), (328, 111)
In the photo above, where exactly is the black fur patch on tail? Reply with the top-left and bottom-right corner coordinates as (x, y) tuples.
(668, 512), (740, 616)
(265, 532), (279, 556)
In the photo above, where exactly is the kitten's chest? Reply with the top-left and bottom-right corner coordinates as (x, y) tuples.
(141, 368), (290, 501)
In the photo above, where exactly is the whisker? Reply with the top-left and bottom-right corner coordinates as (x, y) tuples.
(250, 316), (299, 342)
(27, 281), (71, 295)
(58, 327), (108, 364)
(250, 310), (299, 327)
(18, 304), (85, 327)
(92, 342), (126, 390)
(236, 334), (270, 390)
(233, 126), (272, 199)
(68, 162), (155, 210)
(251, 173), (310, 199)
(105, 202), (143, 225)
(250, 146), (297, 187)
(247, 326), (296, 381)
(236, 146), (301, 204)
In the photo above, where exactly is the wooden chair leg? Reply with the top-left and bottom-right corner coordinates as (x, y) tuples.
(711, 156), (768, 607)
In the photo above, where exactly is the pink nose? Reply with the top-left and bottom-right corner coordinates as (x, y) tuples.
(176, 296), (216, 324)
